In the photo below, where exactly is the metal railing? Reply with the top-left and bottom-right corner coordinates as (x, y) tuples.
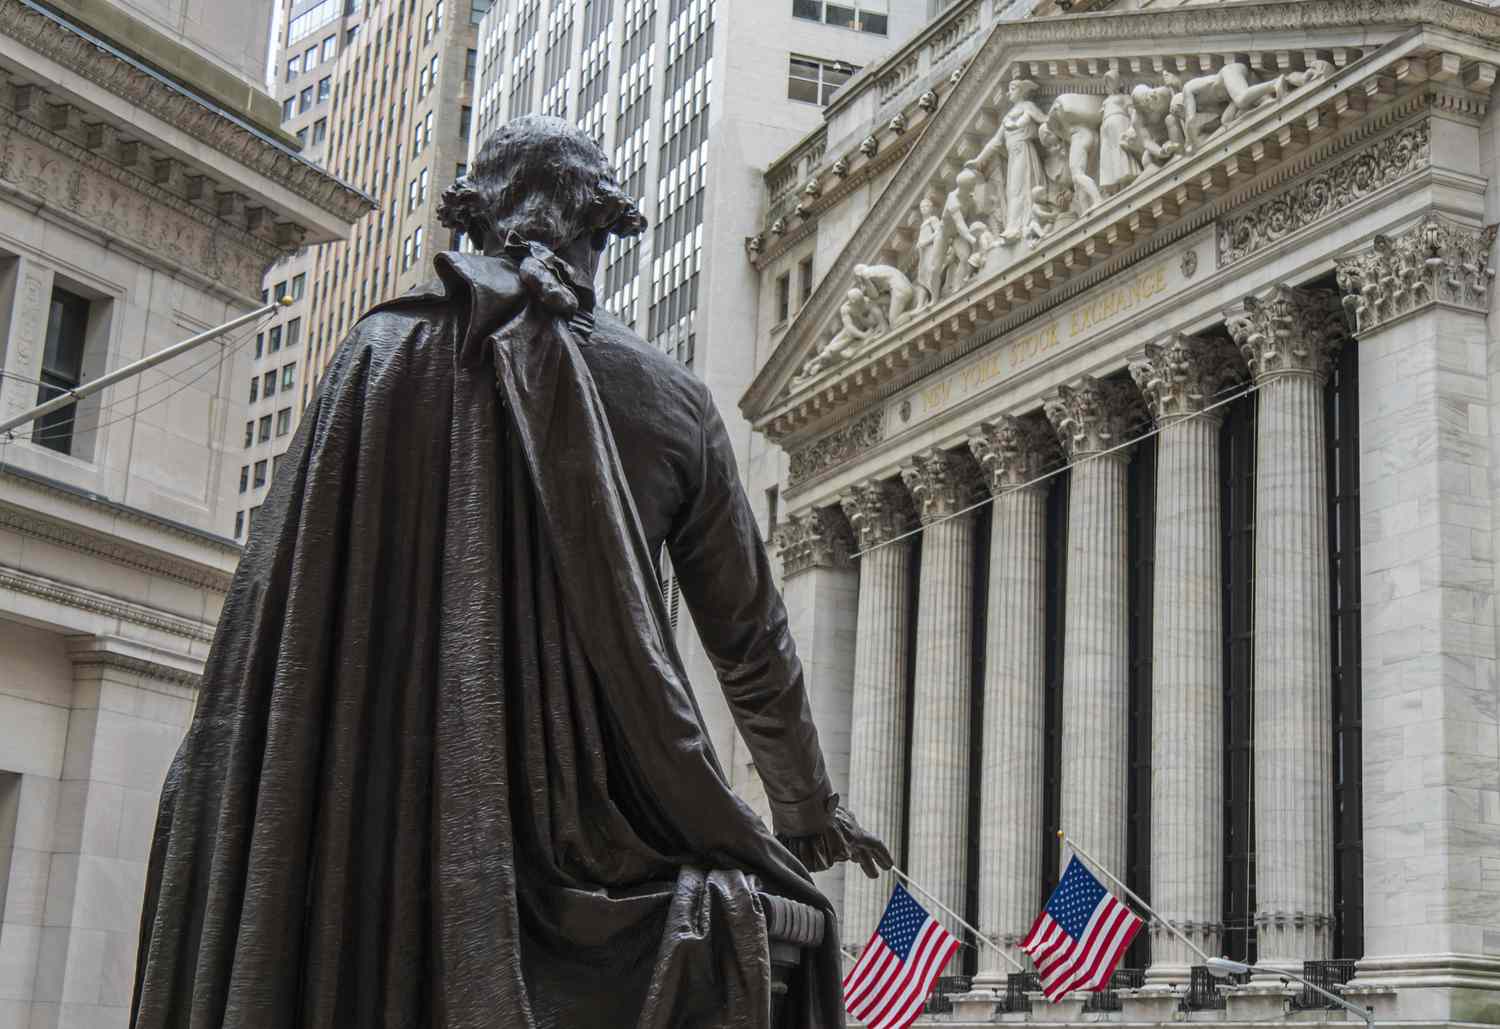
(1084, 968), (1145, 1012)
(923, 975), (973, 1015)
(1292, 959), (1358, 1010)
(1184, 964), (1251, 1011)
(1002, 972), (1041, 1013)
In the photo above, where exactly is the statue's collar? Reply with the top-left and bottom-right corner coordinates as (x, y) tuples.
(429, 246), (598, 367)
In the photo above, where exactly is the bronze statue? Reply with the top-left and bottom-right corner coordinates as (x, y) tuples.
(130, 116), (890, 1029)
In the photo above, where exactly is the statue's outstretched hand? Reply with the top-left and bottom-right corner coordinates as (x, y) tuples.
(778, 804), (894, 879)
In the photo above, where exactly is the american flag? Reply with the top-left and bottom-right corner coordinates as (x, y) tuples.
(843, 884), (960, 1029)
(1021, 856), (1143, 1002)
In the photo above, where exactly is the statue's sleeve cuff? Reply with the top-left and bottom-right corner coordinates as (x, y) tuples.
(769, 787), (838, 838)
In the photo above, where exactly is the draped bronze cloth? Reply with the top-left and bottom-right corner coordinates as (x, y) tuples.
(130, 246), (844, 1029)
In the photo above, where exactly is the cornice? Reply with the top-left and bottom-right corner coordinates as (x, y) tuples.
(0, 500), (235, 592)
(0, 0), (372, 225)
(744, 21), (1476, 441)
(0, 565), (214, 643)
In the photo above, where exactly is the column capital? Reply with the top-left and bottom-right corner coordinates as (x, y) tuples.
(773, 506), (853, 577)
(1128, 333), (1246, 424)
(1224, 285), (1344, 383)
(1043, 377), (1141, 460)
(840, 478), (915, 550)
(900, 448), (982, 524)
(967, 414), (1059, 496)
(1335, 212), (1498, 335)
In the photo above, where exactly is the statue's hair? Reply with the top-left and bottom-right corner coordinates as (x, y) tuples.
(436, 115), (646, 251)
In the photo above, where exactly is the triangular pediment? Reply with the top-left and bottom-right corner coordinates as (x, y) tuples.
(741, 0), (1500, 441)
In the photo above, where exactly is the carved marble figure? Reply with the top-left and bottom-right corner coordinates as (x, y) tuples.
(1179, 61), (1284, 150)
(1098, 71), (1139, 195)
(970, 77), (1048, 243)
(1046, 92), (1106, 212)
(1126, 79), (1184, 176)
(802, 286), (888, 381)
(129, 115), (890, 1029)
(937, 168), (989, 294)
(914, 195), (943, 307)
(854, 262), (918, 327)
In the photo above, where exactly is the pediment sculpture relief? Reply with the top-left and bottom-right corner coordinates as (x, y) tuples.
(787, 59), (1336, 392)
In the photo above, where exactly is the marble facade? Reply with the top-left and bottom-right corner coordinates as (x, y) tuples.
(744, 0), (1500, 1024)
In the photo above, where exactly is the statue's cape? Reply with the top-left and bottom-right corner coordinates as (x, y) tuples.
(130, 247), (842, 1028)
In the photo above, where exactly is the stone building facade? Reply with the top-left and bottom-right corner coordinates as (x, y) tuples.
(0, 0), (369, 1024)
(741, 0), (1500, 1023)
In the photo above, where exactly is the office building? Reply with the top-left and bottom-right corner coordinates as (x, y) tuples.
(0, 0), (369, 1022)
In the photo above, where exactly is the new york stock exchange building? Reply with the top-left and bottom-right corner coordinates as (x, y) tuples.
(737, 0), (1500, 1024)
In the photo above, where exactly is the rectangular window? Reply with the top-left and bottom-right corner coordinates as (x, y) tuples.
(414, 226), (424, 263)
(264, 370), (277, 397)
(239, 465), (249, 493)
(235, 510), (245, 538)
(255, 332), (265, 358)
(282, 364), (296, 390)
(465, 48), (477, 82)
(274, 280), (288, 301)
(276, 408), (292, 436)
(775, 273), (790, 324)
(286, 55), (301, 81)
(269, 325), (283, 351)
(291, 274), (306, 300)
(459, 106), (472, 142)
(788, 55), (858, 105)
(798, 256), (814, 305)
(282, 97), (295, 121)
(249, 378), (259, 402)
(296, 128), (309, 147)
(793, 0), (887, 33)
(313, 117), (327, 145)
(419, 167), (429, 205)
(244, 420), (254, 448)
(253, 459), (268, 488)
(286, 318), (302, 348)
(471, 0), (491, 25)
(322, 35), (337, 61)
(318, 76), (332, 103)
(258, 414), (272, 442)
(34, 287), (91, 455)
(300, 86), (314, 112)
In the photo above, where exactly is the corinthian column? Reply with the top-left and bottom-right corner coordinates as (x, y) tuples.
(1044, 378), (1139, 882)
(839, 479), (916, 947)
(1129, 335), (1245, 982)
(899, 448), (981, 935)
(773, 506), (858, 917)
(1226, 285), (1345, 973)
(968, 416), (1058, 984)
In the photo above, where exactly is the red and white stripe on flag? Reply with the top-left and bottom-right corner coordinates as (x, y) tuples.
(842, 885), (960, 1029)
(1020, 892), (1142, 1002)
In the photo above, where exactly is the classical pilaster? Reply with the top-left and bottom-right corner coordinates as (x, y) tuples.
(899, 448), (981, 936)
(1128, 335), (1245, 983)
(1334, 215), (1500, 1018)
(967, 416), (1058, 984)
(839, 480), (916, 947)
(1226, 285), (1345, 974)
(1044, 378), (1138, 885)
(773, 507), (858, 916)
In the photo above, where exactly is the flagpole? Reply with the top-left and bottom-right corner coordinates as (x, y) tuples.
(1057, 831), (1214, 966)
(889, 867), (1026, 972)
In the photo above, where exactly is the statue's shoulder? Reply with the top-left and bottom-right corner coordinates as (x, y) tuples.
(586, 309), (710, 415)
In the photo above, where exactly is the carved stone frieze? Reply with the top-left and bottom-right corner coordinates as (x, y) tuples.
(967, 415), (1059, 495)
(773, 507), (854, 576)
(1336, 213), (1498, 333)
(1224, 285), (1346, 383)
(787, 409), (884, 490)
(900, 448), (982, 524)
(0, 105), (277, 298)
(1128, 333), (1247, 423)
(0, 566), (215, 642)
(0, 0), (369, 224)
(1218, 121), (1430, 266)
(840, 479), (915, 550)
(1043, 377), (1142, 459)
